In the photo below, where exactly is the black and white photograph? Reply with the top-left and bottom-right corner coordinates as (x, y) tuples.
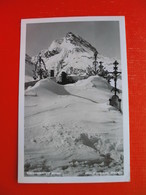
(18, 17), (130, 183)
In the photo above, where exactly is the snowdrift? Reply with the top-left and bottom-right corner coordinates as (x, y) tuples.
(71, 75), (111, 90)
(25, 78), (70, 97)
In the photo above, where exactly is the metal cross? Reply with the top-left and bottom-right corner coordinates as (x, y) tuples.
(93, 61), (98, 73)
(108, 60), (121, 96)
(94, 51), (98, 61)
(93, 51), (98, 73)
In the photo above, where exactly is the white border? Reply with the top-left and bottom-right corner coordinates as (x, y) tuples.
(18, 16), (130, 183)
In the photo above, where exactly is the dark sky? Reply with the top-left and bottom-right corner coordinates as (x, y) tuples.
(26, 21), (121, 59)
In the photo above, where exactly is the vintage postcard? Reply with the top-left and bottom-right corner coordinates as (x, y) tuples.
(18, 16), (130, 183)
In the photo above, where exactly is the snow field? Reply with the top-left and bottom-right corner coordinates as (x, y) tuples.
(24, 76), (123, 176)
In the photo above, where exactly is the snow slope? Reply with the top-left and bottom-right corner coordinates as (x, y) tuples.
(24, 76), (123, 176)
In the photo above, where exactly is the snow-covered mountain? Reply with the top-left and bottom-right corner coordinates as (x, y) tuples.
(30, 32), (121, 79)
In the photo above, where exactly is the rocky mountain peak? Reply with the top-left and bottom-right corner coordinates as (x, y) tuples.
(65, 32), (76, 41)
(65, 32), (97, 54)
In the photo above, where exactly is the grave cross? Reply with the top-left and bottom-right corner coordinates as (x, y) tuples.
(93, 51), (98, 74)
(108, 60), (121, 96)
(93, 61), (98, 73)
(109, 60), (122, 112)
(94, 51), (98, 61)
